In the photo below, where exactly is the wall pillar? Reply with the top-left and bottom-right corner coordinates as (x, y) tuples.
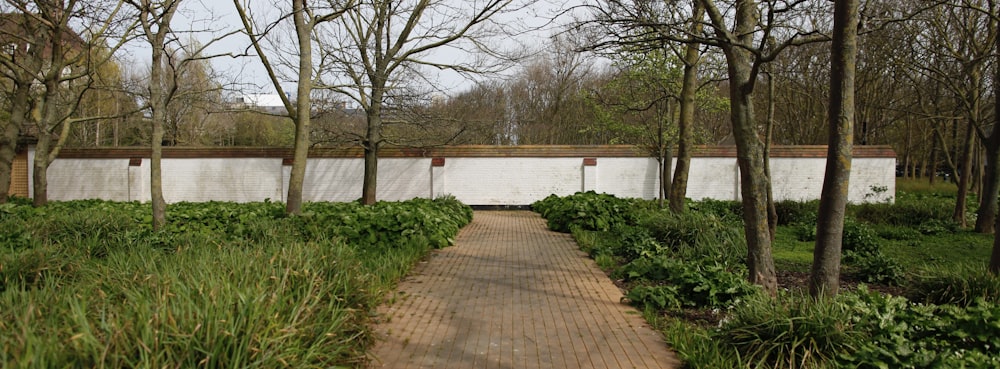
(582, 157), (597, 192)
(430, 157), (446, 198)
(127, 157), (142, 201)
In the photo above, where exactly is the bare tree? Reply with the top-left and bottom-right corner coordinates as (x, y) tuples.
(669, 2), (705, 213)
(580, 0), (711, 213)
(809, 0), (859, 298)
(315, 0), (521, 205)
(128, 0), (179, 230)
(0, 9), (40, 203)
(698, 0), (831, 293)
(0, 0), (129, 206)
(589, 49), (681, 207)
(902, 0), (998, 232)
(128, 0), (236, 228)
(233, 0), (350, 215)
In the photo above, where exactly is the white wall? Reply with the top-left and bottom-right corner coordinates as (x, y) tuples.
(42, 151), (896, 205)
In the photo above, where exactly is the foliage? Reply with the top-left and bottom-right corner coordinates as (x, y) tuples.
(851, 192), (957, 228)
(585, 49), (681, 152)
(838, 219), (906, 285)
(0, 197), (472, 367)
(542, 191), (1000, 369)
(872, 224), (922, 241)
(531, 191), (642, 232)
(298, 196), (473, 250)
(687, 198), (742, 222)
(840, 287), (1000, 368)
(773, 200), (818, 226)
(608, 224), (665, 261)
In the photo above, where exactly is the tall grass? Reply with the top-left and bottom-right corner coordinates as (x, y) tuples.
(906, 264), (1000, 306)
(0, 198), (471, 367)
(720, 293), (859, 369)
(2, 228), (365, 367)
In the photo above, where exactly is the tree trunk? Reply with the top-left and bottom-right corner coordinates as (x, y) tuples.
(992, 222), (1000, 273)
(977, 139), (1000, 234)
(730, 79), (777, 292)
(660, 143), (673, 209)
(362, 92), (383, 205)
(764, 72), (777, 241)
(955, 119), (975, 227)
(668, 2), (704, 213)
(0, 84), (29, 203)
(929, 136), (938, 185)
(0, 126), (15, 204)
(362, 137), (379, 205)
(32, 133), (51, 207)
(150, 72), (167, 230)
(992, 28), (1000, 273)
(712, 0), (777, 294)
(143, 3), (180, 231)
(286, 0), (314, 215)
(810, 0), (858, 298)
(151, 125), (166, 230)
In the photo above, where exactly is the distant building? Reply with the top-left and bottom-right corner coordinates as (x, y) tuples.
(232, 94), (289, 115)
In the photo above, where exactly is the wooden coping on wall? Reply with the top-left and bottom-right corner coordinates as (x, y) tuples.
(55, 145), (896, 159)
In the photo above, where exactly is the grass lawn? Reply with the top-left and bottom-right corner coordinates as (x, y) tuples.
(773, 178), (993, 274)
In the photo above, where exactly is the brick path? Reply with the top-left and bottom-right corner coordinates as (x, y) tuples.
(368, 211), (680, 369)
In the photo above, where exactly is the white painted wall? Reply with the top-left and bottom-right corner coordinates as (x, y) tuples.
(42, 155), (896, 205)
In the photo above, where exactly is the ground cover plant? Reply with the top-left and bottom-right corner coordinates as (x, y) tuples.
(0, 196), (472, 367)
(533, 182), (1000, 369)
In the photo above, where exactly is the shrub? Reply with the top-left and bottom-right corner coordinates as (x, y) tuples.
(298, 197), (473, 249)
(610, 225), (664, 261)
(531, 192), (640, 232)
(0, 244), (83, 293)
(873, 224), (921, 241)
(688, 198), (742, 222)
(654, 317), (742, 368)
(793, 223), (817, 242)
(0, 218), (32, 251)
(849, 251), (905, 286)
(842, 218), (880, 258)
(773, 200), (818, 226)
(852, 194), (954, 228)
(916, 218), (958, 235)
(639, 210), (746, 267)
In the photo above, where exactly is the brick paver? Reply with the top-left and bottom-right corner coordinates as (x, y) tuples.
(368, 211), (680, 369)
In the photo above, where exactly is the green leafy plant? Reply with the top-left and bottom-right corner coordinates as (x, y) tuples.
(840, 286), (1000, 368)
(849, 251), (905, 286)
(842, 218), (880, 259)
(621, 256), (757, 310)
